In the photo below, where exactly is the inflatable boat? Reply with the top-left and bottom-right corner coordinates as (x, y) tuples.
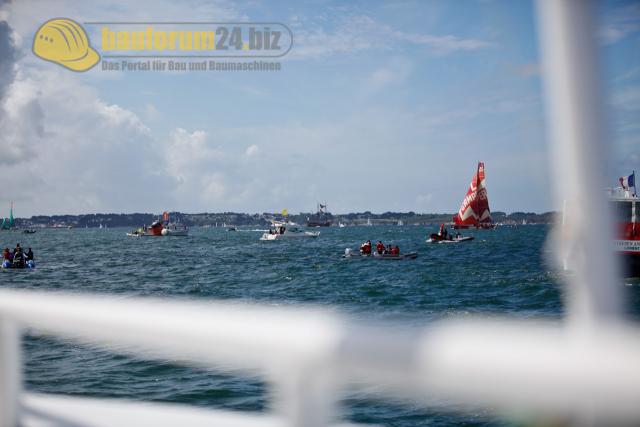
(2, 259), (35, 269)
(342, 248), (418, 260)
(427, 233), (474, 243)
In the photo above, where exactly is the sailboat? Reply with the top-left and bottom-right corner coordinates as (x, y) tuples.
(1, 202), (15, 230)
(452, 162), (495, 229)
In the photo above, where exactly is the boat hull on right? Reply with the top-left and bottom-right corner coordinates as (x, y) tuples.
(610, 187), (639, 277)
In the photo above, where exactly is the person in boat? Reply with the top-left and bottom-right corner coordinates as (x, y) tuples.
(12, 246), (24, 268)
(376, 241), (385, 254)
(455, 232), (461, 239)
(385, 244), (393, 254)
(390, 245), (400, 255)
(2, 248), (10, 262)
(25, 248), (34, 261)
(361, 240), (372, 255)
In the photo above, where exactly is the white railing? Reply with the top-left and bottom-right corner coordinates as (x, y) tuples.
(2, 0), (639, 426)
(1, 291), (640, 427)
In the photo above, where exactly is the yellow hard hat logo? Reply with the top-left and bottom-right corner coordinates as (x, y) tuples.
(33, 18), (100, 72)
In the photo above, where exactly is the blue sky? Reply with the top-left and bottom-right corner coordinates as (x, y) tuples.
(0, 0), (638, 216)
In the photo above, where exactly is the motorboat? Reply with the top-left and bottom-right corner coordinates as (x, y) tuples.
(260, 221), (319, 240)
(427, 233), (474, 244)
(126, 211), (189, 237)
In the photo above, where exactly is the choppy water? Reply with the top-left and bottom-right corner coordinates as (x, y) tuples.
(2, 225), (639, 426)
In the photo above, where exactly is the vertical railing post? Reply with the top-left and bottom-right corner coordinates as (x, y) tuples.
(0, 318), (20, 427)
(536, 0), (621, 326)
(271, 364), (336, 427)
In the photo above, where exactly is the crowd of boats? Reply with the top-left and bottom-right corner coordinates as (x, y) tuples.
(2, 164), (638, 274)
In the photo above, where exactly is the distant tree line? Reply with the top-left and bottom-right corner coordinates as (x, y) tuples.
(14, 210), (557, 228)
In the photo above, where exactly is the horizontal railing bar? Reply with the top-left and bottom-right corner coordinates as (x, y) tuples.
(2, 290), (640, 421)
(21, 392), (365, 427)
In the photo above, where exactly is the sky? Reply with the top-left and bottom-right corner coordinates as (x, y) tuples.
(0, 0), (638, 217)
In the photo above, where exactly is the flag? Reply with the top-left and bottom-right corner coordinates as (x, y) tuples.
(281, 209), (288, 217)
(619, 172), (635, 189)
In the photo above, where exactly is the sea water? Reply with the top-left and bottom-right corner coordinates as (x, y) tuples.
(2, 225), (639, 426)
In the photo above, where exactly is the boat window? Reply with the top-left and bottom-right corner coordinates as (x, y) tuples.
(612, 201), (632, 222)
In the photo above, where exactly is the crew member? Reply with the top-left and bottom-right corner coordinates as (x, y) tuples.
(12, 246), (24, 268)
(376, 241), (385, 254)
(361, 240), (372, 255)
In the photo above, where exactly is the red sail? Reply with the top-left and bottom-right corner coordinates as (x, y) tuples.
(452, 162), (492, 226)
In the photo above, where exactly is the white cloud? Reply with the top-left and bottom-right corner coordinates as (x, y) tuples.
(0, 64), (173, 214)
(611, 86), (640, 111)
(245, 144), (259, 157)
(600, 3), (640, 45)
(290, 13), (492, 59)
(364, 58), (412, 95)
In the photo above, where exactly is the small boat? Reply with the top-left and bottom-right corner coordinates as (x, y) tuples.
(342, 248), (417, 260)
(23, 229), (37, 234)
(452, 162), (496, 229)
(260, 221), (319, 240)
(227, 226), (238, 232)
(2, 259), (35, 269)
(427, 233), (474, 244)
(126, 212), (189, 237)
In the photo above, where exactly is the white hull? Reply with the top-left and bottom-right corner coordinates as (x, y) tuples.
(260, 231), (319, 240)
(162, 229), (188, 236)
(426, 236), (474, 244)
